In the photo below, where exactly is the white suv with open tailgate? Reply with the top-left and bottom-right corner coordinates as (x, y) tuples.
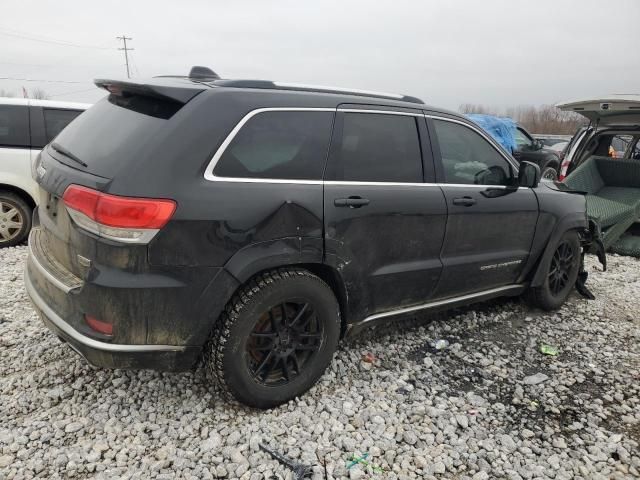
(0, 98), (89, 247)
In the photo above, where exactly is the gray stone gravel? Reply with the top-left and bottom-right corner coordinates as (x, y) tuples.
(1, 245), (639, 479)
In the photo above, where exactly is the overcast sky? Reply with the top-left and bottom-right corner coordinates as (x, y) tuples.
(1, 0), (639, 110)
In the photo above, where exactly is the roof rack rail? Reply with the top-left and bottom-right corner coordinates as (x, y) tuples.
(211, 79), (424, 104)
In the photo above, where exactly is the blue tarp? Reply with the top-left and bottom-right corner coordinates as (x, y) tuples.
(466, 114), (518, 154)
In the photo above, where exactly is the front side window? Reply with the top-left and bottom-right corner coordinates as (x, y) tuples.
(214, 111), (334, 180)
(0, 105), (29, 148)
(514, 128), (533, 150)
(326, 112), (423, 182)
(43, 108), (83, 143)
(433, 119), (515, 186)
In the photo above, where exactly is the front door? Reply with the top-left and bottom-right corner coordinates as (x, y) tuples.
(323, 108), (447, 321)
(428, 116), (539, 298)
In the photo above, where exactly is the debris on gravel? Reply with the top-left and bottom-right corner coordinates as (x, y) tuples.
(1, 246), (639, 479)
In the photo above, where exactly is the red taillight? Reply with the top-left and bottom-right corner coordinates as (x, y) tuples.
(63, 185), (176, 229)
(85, 314), (113, 336)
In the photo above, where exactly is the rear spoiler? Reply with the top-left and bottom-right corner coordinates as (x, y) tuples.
(94, 79), (205, 104)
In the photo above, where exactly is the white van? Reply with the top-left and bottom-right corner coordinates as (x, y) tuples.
(0, 98), (90, 247)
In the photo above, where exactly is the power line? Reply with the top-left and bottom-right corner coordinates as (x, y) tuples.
(116, 35), (134, 79)
(0, 76), (87, 84)
(0, 27), (115, 50)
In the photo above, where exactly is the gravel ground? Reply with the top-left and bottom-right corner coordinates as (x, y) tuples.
(1, 245), (639, 480)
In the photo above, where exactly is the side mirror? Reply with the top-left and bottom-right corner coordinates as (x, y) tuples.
(518, 161), (541, 188)
(536, 139), (545, 150)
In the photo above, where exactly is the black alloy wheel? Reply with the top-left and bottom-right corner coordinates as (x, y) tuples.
(527, 230), (581, 311)
(246, 301), (323, 385)
(548, 241), (575, 295)
(208, 268), (340, 409)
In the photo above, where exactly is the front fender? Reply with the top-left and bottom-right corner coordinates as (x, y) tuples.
(529, 211), (588, 287)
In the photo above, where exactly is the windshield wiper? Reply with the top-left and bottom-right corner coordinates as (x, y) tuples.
(50, 142), (88, 168)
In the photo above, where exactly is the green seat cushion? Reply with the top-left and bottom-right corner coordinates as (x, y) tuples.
(597, 186), (640, 210)
(564, 158), (604, 194)
(595, 157), (640, 188)
(585, 195), (636, 228)
(610, 232), (640, 257)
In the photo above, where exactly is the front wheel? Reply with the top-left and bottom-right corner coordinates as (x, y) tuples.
(206, 268), (340, 409)
(528, 230), (581, 310)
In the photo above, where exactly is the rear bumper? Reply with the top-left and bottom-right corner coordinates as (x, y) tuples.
(24, 247), (201, 372)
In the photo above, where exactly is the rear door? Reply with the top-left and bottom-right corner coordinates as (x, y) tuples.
(323, 107), (447, 321)
(428, 115), (539, 298)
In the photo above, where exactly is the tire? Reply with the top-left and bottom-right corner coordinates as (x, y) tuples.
(0, 192), (32, 248)
(206, 268), (340, 409)
(528, 230), (581, 311)
(541, 163), (559, 181)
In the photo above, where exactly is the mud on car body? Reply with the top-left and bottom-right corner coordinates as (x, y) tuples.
(25, 68), (604, 408)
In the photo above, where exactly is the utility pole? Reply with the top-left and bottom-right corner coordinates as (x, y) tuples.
(116, 35), (134, 78)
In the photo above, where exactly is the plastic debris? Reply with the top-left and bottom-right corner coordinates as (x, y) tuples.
(346, 453), (385, 473)
(540, 344), (559, 356)
(432, 339), (450, 350)
(259, 443), (313, 480)
(362, 352), (376, 363)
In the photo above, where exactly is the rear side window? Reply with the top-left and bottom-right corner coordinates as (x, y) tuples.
(433, 119), (514, 185)
(0, 105), (29, 148)
(43, 108), (82, 143)
(214, 111), (334, 180)
(326, 113), (423, 182)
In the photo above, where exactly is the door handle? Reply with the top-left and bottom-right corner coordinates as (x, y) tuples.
(452, 196), (477, 207)
(334, 196), (370, 208)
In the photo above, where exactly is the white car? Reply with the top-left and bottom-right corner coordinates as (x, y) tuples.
(0, 98), (90, 247)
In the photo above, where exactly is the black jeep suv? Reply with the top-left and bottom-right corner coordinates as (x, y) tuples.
(25, 69), (597, 408)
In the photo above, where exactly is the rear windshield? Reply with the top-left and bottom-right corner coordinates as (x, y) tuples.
(50, 94), (182, 177)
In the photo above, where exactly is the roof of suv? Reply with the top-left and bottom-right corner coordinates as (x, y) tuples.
(94, 74), (454, 114)
(0, 97), (91, 110)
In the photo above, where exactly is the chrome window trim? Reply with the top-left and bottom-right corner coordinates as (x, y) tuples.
(425, 114), (520, 171)
(325, 180), (432, 187)
(203, 108), (525, 188)
(203, 107), (335, 183)
(358, 284), (524, 325)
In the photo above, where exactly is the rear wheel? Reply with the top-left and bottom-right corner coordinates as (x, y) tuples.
(206, 268), (340, 409)
(541, 163), (559, 181)
(528, 230), (581, 310)
(0, 192), (31, 248)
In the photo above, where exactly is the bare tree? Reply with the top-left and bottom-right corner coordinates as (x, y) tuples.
(30, 88), (50, 100)
(459, 104), (585, 134)
(0, 89), (16, 98)
(459, 103), (500, 116)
